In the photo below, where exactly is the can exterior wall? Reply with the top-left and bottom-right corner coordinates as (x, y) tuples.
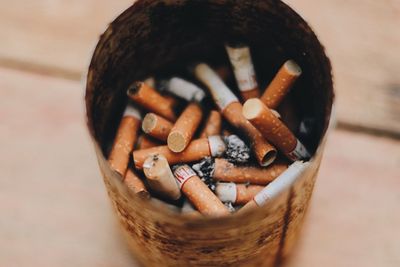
(93, 138), (326, 266)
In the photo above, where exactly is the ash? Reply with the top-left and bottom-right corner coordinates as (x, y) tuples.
(224, 202), (235, 213)
(192, 157), (216, 192)
(223, 135), (250, 163)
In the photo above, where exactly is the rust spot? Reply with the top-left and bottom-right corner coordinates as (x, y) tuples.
(142, 228), (151, 241)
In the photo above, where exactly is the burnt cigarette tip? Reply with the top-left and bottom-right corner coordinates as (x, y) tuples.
(127, 81), (144, 96)
(284, 60), (302, 76)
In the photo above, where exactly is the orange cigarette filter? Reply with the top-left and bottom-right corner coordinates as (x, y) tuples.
(200, 110), (222, 138)
(133, 136), (226, 169)
(213, 158), (288, 185)
(136, 135), (162, 150)
(168, 102), (203, 152)
(108, 105), (141, 176)
(223, 102), (277, 166)
(124, 168), (150, 199)
(144, 77), (179, 107)
(127, 81), (177, 121)
(215, 182), (264, 205)
(173, 165), (230, 217)
(225, 45), (260, 101)
(238, 161), (309, 214)
(142, 113), (173, 141)
(243, 98), (310, 161)
(194, 63), (276, 166)
(260, 60), (302, 109)
(236, 184), (263, 204)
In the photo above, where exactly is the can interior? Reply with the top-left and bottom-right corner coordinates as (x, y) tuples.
(85, 0), (333, 159)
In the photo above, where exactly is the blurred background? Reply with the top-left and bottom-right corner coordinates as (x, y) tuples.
(0, 1), (399, 266)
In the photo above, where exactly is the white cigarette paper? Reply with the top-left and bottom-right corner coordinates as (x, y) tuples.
(253, 161), (309, 206)
(123, 103), (142, 120)
(225, 45), (258, 92)
(166, 77), (206, 103)
(208, 135), (227, 157)
(194, 63), (238, 110)
(174, 165), (197, 189)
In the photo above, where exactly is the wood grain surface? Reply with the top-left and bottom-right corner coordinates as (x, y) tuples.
(0, 67), (399, 266)
(0, 0), (132, 79)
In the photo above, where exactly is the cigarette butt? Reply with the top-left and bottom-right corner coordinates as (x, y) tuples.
(173, 165), (230, 217)
(238, 161), (309, 213)
(127, 81), (177, 121)
(236, 184), (264, 205)
(194, 63), (276, 166)
(243, 98), (310, 161)
(167, 102), (203, 152)
(133, 136), (226, 169)
(213, 158), (288, 185)
(222, 102), (277, 166)
(260, 60), (302, 109)
(215, 182), (264, 205)
(136, 135), (162, 150)
(108, 105), (141, 176)
(194, 63), (238, 111)
(164, 77), (206, 103)
(225, 45), (260, 101)
(142, 113), (173, 141)
(143, 154), (181, 200)
(124, 168), (150, 199)
(200, 110), (222, 138)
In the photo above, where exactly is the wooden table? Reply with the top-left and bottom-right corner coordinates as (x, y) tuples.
(0, 1), (399, 266)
